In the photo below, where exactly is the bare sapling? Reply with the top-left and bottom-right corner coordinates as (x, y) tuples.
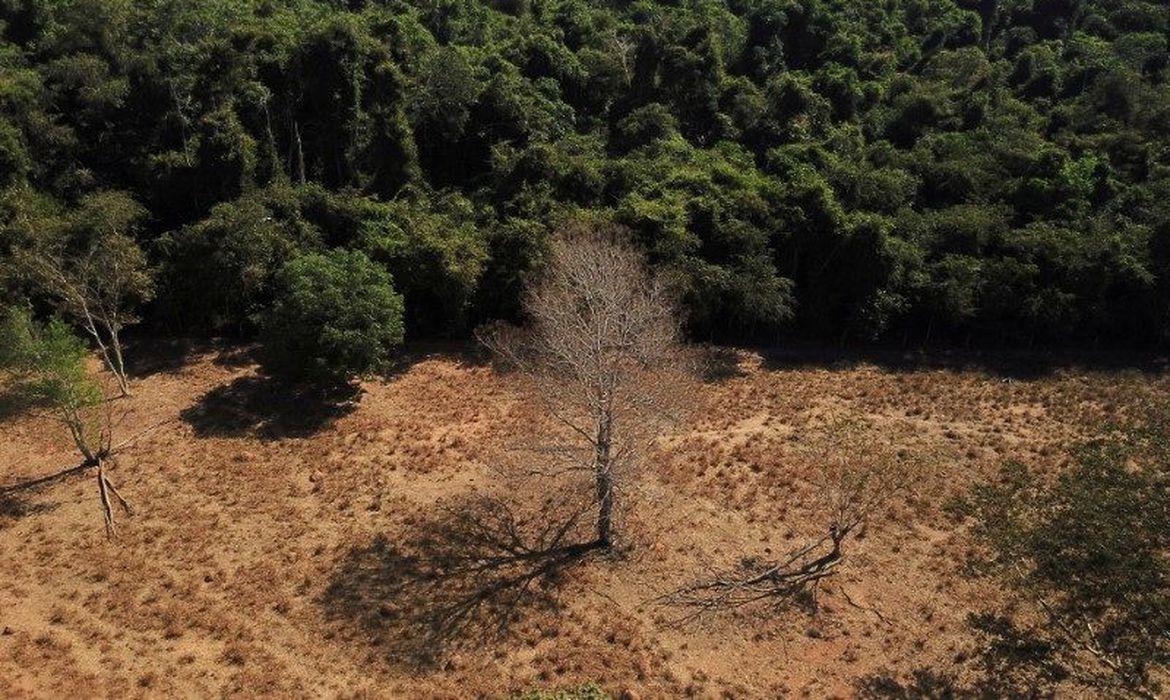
(480, 221), (696, 549)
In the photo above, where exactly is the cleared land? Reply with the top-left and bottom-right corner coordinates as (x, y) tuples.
(1, 342), (1166, 698)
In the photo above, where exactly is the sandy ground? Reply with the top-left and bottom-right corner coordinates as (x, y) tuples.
(1, 341), (1166, 698)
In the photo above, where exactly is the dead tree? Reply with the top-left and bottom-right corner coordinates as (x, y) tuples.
(662, 417), (916, 620)
(480, 222), (695, 549)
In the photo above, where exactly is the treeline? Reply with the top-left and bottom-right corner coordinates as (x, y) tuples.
(1, 0), (1169, 346)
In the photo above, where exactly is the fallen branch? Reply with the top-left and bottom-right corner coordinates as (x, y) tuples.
(659, 523), (856, 623)
(96, 457), (133, 538)
(839, 584), (888, 624)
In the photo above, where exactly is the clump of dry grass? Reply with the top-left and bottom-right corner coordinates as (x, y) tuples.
(1, 344), (1167, 697)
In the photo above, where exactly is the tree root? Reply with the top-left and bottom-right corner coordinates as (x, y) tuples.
(96, 458), (133, 539)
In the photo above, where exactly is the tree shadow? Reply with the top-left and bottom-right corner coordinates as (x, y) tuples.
(855, 668), (973, 699)
(320, 495), (597, 667)
(211, 343), (262, 369)
(699, 345), (748, 382)
(122, 336), (201, 378)
(759, 342), (1168, 381)
(0, 493), (53, 524)
(380, 339), (493, 375)
(0, 386), (40, 422)
(180, 375), (361, 439)
(855, 612), (1066, 699)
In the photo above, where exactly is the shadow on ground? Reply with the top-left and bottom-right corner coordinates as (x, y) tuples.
(177, 339), (491, 440)
(757, 343), (1168, 381)
(0, 387), (39, 422)
(123, 336), (203, 378)
(0, 493), (53, 525)
(180, 374), (361, 439)
(320, 495), (596, 667)
(699, 345), (749, 382)
(856, 612), (1068, 698)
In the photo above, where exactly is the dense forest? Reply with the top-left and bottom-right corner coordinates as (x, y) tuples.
(1, 0), (1169, 348)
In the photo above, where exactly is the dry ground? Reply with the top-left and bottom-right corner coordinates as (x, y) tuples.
(1, 341), (1166, 698)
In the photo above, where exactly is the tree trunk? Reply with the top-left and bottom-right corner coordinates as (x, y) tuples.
(97, 458), (115, 538)
(79, 304), (126, 396)
(63, 404), (95, 463)
(294, 121), (307, 185)
(106, 321), (131, 397)
(596, 463), (614, 547)
(595, 415), (614, 547)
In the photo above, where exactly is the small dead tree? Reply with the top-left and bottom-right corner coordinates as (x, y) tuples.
(663, 417), (915, 620)
(480, 222), (695, 549)
(0, 308), (133, 537)
(19, 192), (154, 397)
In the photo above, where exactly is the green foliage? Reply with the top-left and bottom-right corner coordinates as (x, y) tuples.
(0, 306), (103, 453)
(0, 0), (1168, 345)
(260, 248), (404, 382)
(8, 189), (154, 395)
(954, 411), (1170, 696)
(0, 306), (99, 408)
(158, 185), (319, 332)
(60, 191), (155, 310)
(355, 188), (488, 335)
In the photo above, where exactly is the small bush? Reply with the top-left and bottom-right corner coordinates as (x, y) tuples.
(0, 307), (101, 414)
(260, 249), (404, 382)
(513, 683), (610, 700)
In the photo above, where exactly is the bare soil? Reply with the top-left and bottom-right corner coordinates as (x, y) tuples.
(2, 341), (1166, 698)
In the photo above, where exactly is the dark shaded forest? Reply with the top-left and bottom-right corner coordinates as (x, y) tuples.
(1, 0), (1169, 348)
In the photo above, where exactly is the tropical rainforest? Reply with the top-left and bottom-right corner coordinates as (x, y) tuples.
(1, 0), (1169, 348)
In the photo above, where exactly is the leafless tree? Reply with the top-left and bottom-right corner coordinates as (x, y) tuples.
(610, 31), (637, 84)
(480, 222), (696, 548)
(661, 417), (918, 621)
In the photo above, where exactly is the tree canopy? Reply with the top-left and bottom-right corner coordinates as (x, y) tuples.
(1, 0), (1168, 346)
(260, 248), (405, 381)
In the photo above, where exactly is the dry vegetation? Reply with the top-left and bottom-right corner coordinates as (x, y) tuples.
(1, 340), (1167, 698)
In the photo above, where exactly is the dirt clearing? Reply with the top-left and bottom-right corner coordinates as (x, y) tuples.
(2, 343), (1165, 698)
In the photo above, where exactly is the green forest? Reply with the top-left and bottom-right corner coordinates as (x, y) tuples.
(2, 0), (1169, 350)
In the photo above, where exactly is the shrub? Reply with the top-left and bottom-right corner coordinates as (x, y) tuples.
(513, 683), (610, 700)
(260, 249), (404, 382)
(0, 306), (101, 421)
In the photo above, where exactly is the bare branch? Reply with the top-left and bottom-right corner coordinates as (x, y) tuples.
(480, 222), (697, 548)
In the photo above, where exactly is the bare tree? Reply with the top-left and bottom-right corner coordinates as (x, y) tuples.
(662, 417), (918, 620)
(480, 222), (695, 548)
(19, 192), (154, 397)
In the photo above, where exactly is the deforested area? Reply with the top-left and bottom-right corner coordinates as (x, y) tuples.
(2, 0), (1169, 697)
(3, 341), (1168, 697)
